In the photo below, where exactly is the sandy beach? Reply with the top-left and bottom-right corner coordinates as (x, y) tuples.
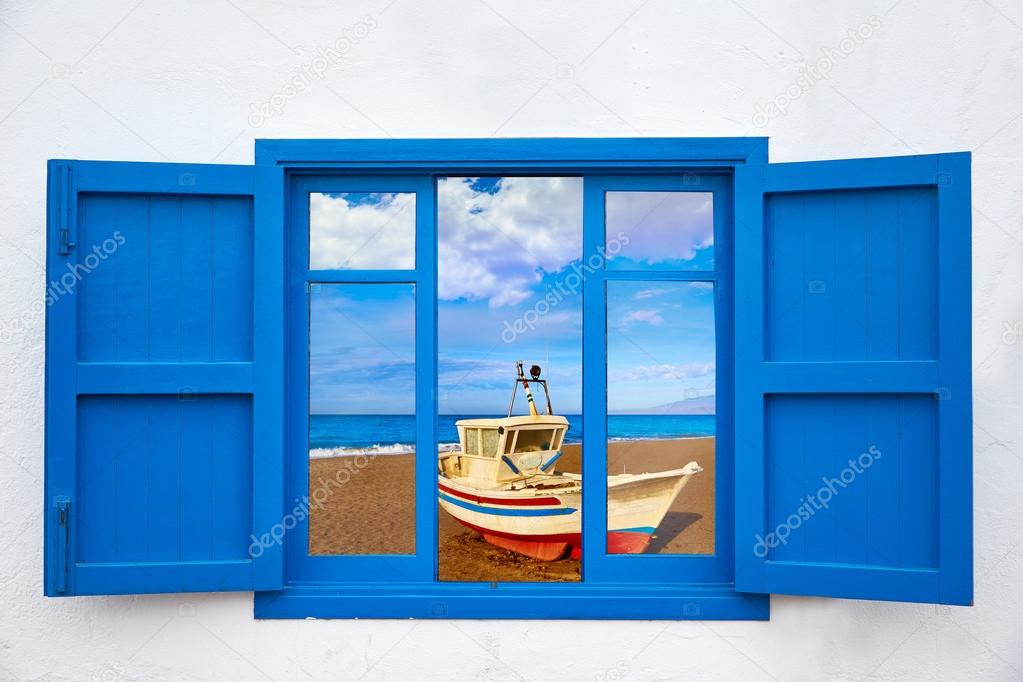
(309, 437), (715, 581)
(308, 454), (416, 555)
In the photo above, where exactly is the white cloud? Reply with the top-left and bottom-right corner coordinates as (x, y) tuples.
(611, 362), (716, 381)
(438, 177), (582, 307)
(634, 287), (669, 299)
(606, 191), (713, 265)
(623, 309), (664, 326)
(310, 192), (416, 269)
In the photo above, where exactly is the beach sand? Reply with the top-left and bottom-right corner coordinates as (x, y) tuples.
(309, 437), (715, 582)
(309, 454), (416, 555)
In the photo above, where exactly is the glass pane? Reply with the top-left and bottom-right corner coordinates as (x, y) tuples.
(309, 191), (415, 269)
(463, 428), (479, 456)
(512, 429), (557, 453)
(480, 429), (501, 458)
(437, 176), (583, 582)
(605, 191), (713, 270)
(308, 283), (416, 555)
(606, 280), (715, 555)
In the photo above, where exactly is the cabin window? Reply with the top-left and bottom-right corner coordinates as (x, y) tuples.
(479, 428), (501, 458)
(512, 429), (558, 453)
(463, 428), (480, 456)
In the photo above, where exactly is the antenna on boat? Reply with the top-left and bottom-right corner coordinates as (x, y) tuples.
(508, 361), (553, 417)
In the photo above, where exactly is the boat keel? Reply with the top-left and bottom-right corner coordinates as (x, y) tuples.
(481, 533), (571, 561)
(607, 530), (653, 554)
(465, 523), (652, 560)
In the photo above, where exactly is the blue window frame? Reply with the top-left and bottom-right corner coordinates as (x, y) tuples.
(581, 174), (734, 585)
(285, 175), (437, 584)
(44, 139), (972, 619)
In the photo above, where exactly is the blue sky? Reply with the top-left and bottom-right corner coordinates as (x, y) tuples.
(310, 283), (416, 414)
(605, 191), (715, 271)
(605, 281), (715, 413)
(309, 179), (715, 415)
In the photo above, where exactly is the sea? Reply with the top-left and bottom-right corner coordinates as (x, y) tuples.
(309, 414), (715, 458)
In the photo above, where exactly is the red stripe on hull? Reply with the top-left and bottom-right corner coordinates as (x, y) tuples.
(438, 482), (562, 506)
(451, 519), (654, 560)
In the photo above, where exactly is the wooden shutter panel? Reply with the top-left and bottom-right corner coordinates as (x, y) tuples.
(44, 160), (284, 596)
(734, 153), (972, 605)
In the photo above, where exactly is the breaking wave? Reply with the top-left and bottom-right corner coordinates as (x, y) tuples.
(309, 442), (461, 459)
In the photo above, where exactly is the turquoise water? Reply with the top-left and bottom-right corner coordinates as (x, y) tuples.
(309, 414), (715, 457)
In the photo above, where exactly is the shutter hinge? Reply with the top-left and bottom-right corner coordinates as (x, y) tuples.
(55, 162), (76, 255)
(55, 497), (71, 593)
(58, 228), (75, 254)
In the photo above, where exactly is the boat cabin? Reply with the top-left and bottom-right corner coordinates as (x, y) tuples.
(439, 415), (570, 485)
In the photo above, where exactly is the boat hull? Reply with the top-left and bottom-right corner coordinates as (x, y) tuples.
(438, 464), (700, 560)
(438, 480), (582, 560)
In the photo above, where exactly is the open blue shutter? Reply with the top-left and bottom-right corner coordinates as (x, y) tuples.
(44, 160), (284, 596)
(734, 153), (972, 605)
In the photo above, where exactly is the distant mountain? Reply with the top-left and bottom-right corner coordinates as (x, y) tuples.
(610, 395), (716, 416)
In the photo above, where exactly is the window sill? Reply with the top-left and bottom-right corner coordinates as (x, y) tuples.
(254, 582), (770, 620)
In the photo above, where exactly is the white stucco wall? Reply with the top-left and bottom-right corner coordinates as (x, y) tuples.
(2, 1), (1021, 679)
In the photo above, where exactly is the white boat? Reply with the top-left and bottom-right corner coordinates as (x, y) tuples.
(438, 362), (702, 560)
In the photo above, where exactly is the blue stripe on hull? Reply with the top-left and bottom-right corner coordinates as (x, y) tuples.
(439, 493), (578, 517)
(611, 526), (656, 534)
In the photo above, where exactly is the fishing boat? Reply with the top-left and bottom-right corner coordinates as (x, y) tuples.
(437, 361), (702, 560)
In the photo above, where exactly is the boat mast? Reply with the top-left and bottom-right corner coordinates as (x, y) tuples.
(518, 361), (539, 416)
(508, 361), (554, 417)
